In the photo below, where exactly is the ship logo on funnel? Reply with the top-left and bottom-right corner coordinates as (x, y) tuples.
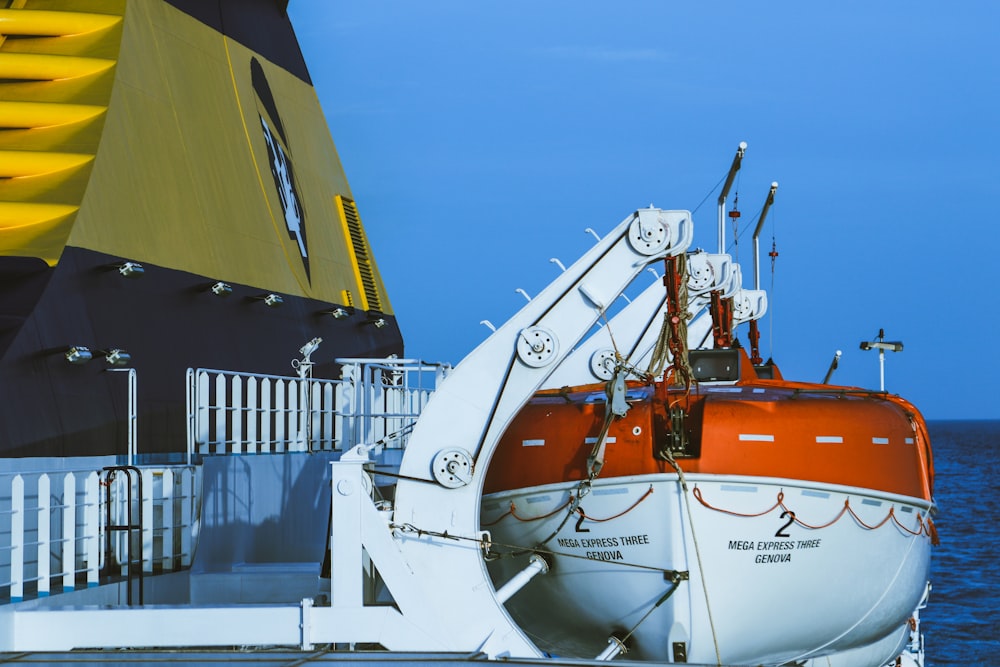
(251, 57), (310, 280)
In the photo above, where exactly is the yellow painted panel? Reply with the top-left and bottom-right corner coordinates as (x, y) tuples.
(66, 1), (392, 312)
(0, 205), (75, 266)
(0, 201), (77, 228)
(0, 9), (121, 36)
(0, 101), (105, 128)
(0, 52), (115, 80)
(0, 149), (92, 177)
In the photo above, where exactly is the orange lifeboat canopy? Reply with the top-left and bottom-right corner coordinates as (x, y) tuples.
(486, 375), (933, 503)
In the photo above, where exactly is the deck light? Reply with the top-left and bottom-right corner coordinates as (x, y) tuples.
(860, 328), (903, 391)
(327, 307), (349, 319)
(367, 317), (387, 329)
(65, 346), (93, 364)
(254, 293), (283, 307)
(117, 261), (144, 278)
(210, 281), (233, 297)
(104, 349), (131, 366)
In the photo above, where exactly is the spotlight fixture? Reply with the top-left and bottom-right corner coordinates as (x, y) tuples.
(299, 337), (322, 358)
(211, 281), (233, 297)
(65, 346), (93, 365)
(104, 348), (131, 366)
(327, 307), (349, 319)
(117, 261), (144, 278)
(860, 328), (903, 392)
(368, 317), (387, 329)
(254, 293), (283, 307)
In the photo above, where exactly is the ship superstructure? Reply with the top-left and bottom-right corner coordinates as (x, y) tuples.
(0, 0), (401, 461)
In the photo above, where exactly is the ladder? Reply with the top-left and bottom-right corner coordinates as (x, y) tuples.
(101, 466), (143, 605)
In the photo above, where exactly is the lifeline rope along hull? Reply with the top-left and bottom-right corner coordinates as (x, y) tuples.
(484, 474), (932, 665)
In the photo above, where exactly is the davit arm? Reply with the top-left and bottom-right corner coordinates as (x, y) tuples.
(341, 208), (693, 658)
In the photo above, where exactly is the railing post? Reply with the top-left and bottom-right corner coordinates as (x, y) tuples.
(214, 373), (226, 455)
(85, 471), (99, 588)
(11, 474), (24, 602)
(196, 370), (210, 459)
(161, 468), (175, 571)
(260, 377), (272, 453)
(62, 472), (76, 592)
(275, 378), (286, 453)
(287, 380), (300, 451)
(127, 369), (137, 465)
(179, 468), (192, 567)
(142, 469), (154, 573)
(322, 381), (334, 450)
(37, 473), (50, 597)
(186, 369), (194, 465)
(247, 377), (259, 454)
(231, 375), (243, 455)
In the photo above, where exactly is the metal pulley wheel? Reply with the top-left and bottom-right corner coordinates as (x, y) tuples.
(590, 348), (617, 381)
(432, 448), (474, 488)
(516, 326), (558, 367)
(627, 210), (671, 255)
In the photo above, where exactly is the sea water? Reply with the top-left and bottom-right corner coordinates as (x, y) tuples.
(922, 420), (1000, 666)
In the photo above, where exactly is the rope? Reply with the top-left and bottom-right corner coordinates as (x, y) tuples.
(367, 468), (438, 485)
(645, 312), (672, 379)
(662, 449), (722, 665)
(692, 487), (784, 518)
(482, 497), (572, 526)
(586, 396), (617, 480)
(488, 485), (657, 530)
(693, 487), (935, 538)
(648, 253), (694, 387)
(390, 522), (683, 576)
(578, 485), (655, 523)
(768, 212), (778, 360)
(692, 173), (728, 214)
(616, 573), (685, 651)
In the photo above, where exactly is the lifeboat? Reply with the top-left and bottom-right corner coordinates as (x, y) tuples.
(480, 171), (935, 665)
(483, 352), (935, 664)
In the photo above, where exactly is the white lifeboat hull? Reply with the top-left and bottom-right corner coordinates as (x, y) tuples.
(483, 473), (933, 665)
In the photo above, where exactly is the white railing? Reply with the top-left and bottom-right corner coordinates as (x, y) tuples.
(2, 357), (447, 604)
(186, 368), (339, 459)
(335, 358), (448, 451)
(187, 359), (449, 459)
(1, 466), (198, 604)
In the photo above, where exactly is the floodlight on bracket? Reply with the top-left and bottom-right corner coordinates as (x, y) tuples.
(860, 328), (903, 391)
(103, 348), (131, 367)
(254, 293), (283, 307)
(65, 346), (93, 365)
(210, 281), (233, 297)
(116, 261), (144, 278)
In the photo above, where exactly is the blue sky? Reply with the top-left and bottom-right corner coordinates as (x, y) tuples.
(288, 2), (998, 420)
